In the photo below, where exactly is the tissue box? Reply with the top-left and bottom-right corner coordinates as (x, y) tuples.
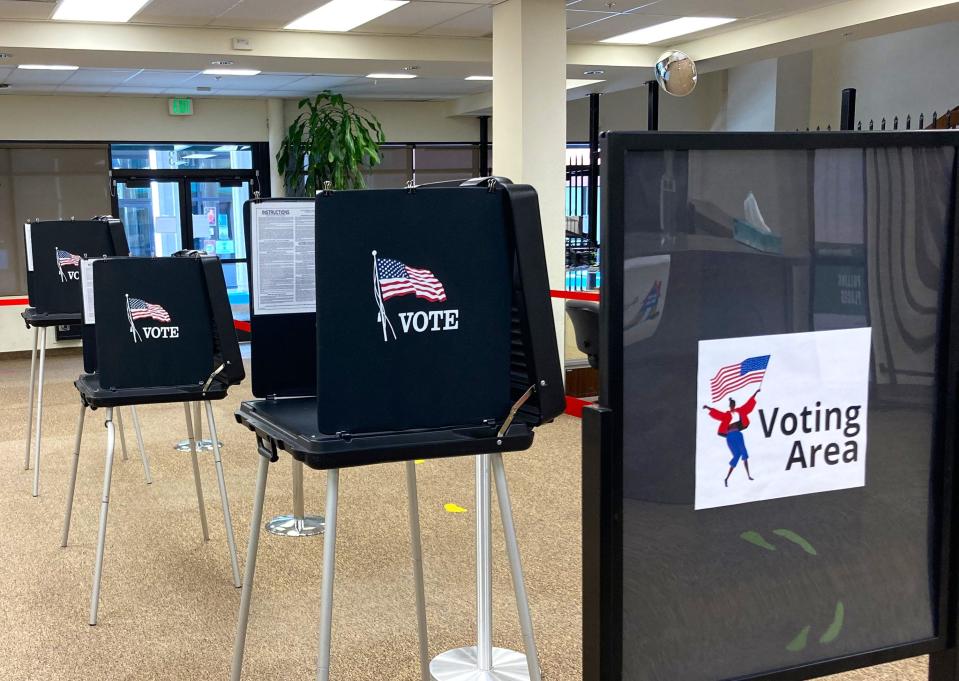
(733, 219), (783, 254)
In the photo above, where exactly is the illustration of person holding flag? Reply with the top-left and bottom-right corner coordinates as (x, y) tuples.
(703, 355), (770, 487)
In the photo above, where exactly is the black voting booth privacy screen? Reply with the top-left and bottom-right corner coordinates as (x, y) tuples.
(91, 257), (215, 390)
(243, 198), (318, 399)
(585, 133), (959, 681)
(315, 187), (513, 435)
(26, 219), (128, 313)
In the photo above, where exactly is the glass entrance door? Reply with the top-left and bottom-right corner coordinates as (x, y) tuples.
(116, 181), (182, 257)
(188, 180), (250, 320)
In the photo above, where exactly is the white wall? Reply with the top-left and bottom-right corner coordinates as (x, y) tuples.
(808, 21), (959, 129)
(565, 70), (727, 140)
(283, 98), (481, 142)
(725, 58), (779, 131)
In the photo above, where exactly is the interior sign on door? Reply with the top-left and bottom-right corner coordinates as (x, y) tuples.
(695, 327), (872, 510)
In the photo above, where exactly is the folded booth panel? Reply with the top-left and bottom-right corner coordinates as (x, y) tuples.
(92, 257), (216, 390)
(26, 218), (127, 314)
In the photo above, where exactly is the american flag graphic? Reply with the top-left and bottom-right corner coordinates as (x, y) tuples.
(376, 258), (447, 303)
(57, 249), (81, 267)
(128, 297), (171, 323)
(710, 355), (770, 402)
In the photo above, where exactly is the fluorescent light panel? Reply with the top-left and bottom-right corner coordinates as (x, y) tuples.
(566, 78), (604, 89)
(286, 0), (408, 32)
(602, 16), (735, 45)
(203, 68), (261, 76)
(366, 73), (416, 79)
(18, 64), (78, 71)
(53, 0), (152, 23)
(465, 75), (493, 81)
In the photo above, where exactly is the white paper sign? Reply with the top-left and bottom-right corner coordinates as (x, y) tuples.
(695, 327), (872, 510)
(80, 258), (100, 324)
(24, 223), (34, 272)
(250, 202), (316, 315)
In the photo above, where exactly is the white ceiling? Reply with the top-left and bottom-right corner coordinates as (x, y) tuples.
(0, 0), (945, 99)
(0, 0), (850, 40)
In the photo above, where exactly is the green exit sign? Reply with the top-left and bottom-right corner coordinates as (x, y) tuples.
(168, 98), (193, 116)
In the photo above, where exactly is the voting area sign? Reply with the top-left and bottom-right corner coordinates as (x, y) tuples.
(695, 328), (872, 510)
(584, 132), (959, 681)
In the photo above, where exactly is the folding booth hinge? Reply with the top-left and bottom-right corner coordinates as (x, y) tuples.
(405, 179), (416, 195)
(487, 177), (498, 193)
(497, 384), (536, 441)
(321, 180), (334, 196)
(202, 362), (227, 393)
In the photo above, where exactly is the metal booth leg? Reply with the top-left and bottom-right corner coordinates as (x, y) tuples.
(89, 407), (117, 626)
(129, 405), (153, 484)
(116, 408), (130, 462)
(185, 403), (210, 542)
(23, 325), (38, 471)
(266, 458), (325, 537)
(231, 454), (271, 681)
(31, 326), (47, 497)
(61, 399), (87, 547)
(316, 469), (340, 681)
(429, 454), (535, 681)
(174, 400), (222, 453)
(406, 461), (430, 681)
(204, 400), (241, 588)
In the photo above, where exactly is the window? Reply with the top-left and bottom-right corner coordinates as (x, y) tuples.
(0, 144), (111, 296)
(111, 143), (253, 171)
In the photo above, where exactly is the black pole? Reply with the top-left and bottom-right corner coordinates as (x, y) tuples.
(587, 93), (600, 246)
(840, 88), (857, 131)
(647, 80), (660, 131)
(478, 115), (490, 176)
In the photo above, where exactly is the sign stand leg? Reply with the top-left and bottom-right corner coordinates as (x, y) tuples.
(265, 459), (325, 537)
(429, 454), (536, 681)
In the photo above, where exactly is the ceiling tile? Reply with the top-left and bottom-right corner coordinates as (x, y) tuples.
(123, 70), (201, 87)
(359, 2), (477, 35)
(109, 86), (166, 95)
(209, 0), (322, 30)
(417, 4), (491, 36)
(284, 75), (364, 90)
(64, 69), (142, 86)
(6, 68), (76, 85)
(132, 0), (240, 25)
(568, 12), (677, 42)
(0, 0), (56, 21)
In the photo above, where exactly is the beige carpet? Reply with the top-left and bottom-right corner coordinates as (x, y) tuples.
(0, 352), (927, 680)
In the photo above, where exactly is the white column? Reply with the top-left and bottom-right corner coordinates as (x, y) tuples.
(267, 97), (286, 198)
(492, 0), (567, 369)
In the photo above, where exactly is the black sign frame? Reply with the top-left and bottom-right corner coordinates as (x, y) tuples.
(583, 131), (959, 681)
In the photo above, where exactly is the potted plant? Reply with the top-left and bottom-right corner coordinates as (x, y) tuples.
(276, 91), (387, 196)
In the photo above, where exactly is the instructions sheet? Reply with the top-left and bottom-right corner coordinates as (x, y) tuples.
(250, 201), (316, 315)
(80, 258), (100, 324)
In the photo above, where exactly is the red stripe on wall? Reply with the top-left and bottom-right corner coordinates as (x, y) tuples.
(0, 297), (29, 307)
(550, 289), (599, 302)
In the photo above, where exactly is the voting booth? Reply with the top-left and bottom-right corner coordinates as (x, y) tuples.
(64, 253), (245, 626)
(231, 180), (563, 681)
(583, 131), (959, 681)
(21, 217), (129, 497)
